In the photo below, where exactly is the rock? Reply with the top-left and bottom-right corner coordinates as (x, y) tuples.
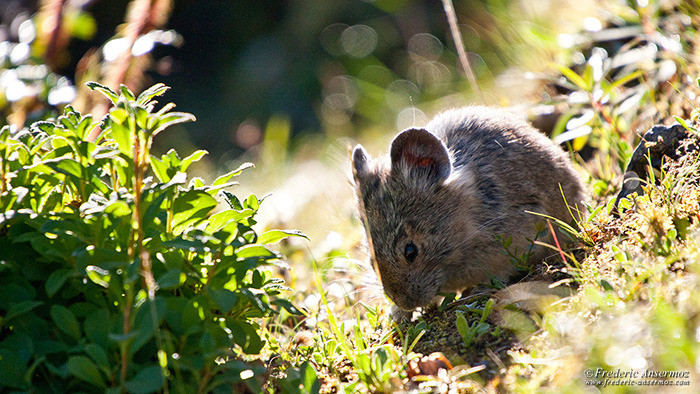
(614, 123), (696, 215)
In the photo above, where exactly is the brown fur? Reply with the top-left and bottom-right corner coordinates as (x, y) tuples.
(352, 107), (586, 311)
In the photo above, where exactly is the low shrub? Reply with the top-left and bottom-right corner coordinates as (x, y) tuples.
(0, 83), (304, 392)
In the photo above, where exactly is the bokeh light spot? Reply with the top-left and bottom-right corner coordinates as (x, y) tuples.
(408, 33), (443, 61)
(234, 121), (263, 149)
(103, 38), (130, 62)
(320, 23), (348, 57)
(583, 17), (602, 32)
(340, 25), (377, 58)
(396, 107), (427, 131)
(10, 42), (30, 64)
(48, 85), (77, 105)
(385, 79), (420, 111)
(18, 19), (35, 43)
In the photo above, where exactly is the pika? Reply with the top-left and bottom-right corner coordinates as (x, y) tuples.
(351, 106), (586, 311)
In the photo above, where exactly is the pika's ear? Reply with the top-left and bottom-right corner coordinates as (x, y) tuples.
(390, 128), (451, 185)
(352, 144), (371, 179)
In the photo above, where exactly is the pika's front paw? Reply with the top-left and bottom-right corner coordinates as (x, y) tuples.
(390, 305), (415, 322)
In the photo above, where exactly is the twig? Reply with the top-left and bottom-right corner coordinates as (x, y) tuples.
(43, 0), (68, 72)
(87, 0), (172, 142)
(547, 220), (568, 264)
(447, 291), (494, 308)
(441, 0), (486, 103)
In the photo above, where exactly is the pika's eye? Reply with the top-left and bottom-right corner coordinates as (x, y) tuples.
(404, 242), (418, 262)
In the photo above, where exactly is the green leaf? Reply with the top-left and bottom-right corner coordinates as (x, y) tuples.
(228, 319), (265, 354)
(41, 219), (88, 242)
(245, 194), (260, 210)
(213, 162), (254, 186)
(600, 279), (614, 292)
(240, 288), (268, 312)
(228, 208), (255, 222)
(189, 177), (206, 189)
(60, 114), (77, 130)
(4, 300), (43, 322)
(109, 109), (133, 156)
(503, 236), (513, 249)
(158, 269), (185, 289)
(236, 244), (279, 259)
(610, 70), (643, 89)
(301, 361), (321, 394)
(257, 229), (308, 244)
(67, 356), (106, 388)
(84, 343), (110, 368)
(150, 112), (196, 136)
(124, 365), (164, 394)
(252, 269), (264, 288)
(0, 349), (27, 389)
(171, 190), (218, 234)
(74, 248), (129, 272)
(33, 121), (57, 134)
(119, 85), (136, 101)
(455, 311), (469, 340)
(86, 81), (119, 104)
(162, 237), (212, 253)
(150, 155), (170, 182)
(84, 309), (111, 348)
(206, 210), (243, 233)
(271, 299), (303, 315)
(130, 297), (166, 354)
(51, 305), (82, 341)
(199, 331), (215, 354)
(136, 83), (170, 106)
(180, 149), (208, 171)
(86, 266), (111, 288)
(166, 149), (181, 167)
(181, 299), (205, 334)
(45, 158), (83, 179)
(222, 190), (243, 210)
(152, 102), (176, 119)
(674, 116), (693, 132)
(553, 63), (590, 91)
(142, 189), (169, 229)
(108, 331), (139, 343)
(206, 286), (238, 313)
(46, 269), (73, 297)
(76, 115), (94, 140)
(135, 106), (149, 130)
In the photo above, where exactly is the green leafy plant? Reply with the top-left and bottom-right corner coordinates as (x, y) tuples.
(455, 299), (494, 347)
(307, 259), (406, 393)
(274, 361), (321, 394)
(0, 82), (305, 392)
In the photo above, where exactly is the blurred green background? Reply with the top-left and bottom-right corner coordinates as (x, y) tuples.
(0, 0), (593, 153)
(0, 0), (593, 243)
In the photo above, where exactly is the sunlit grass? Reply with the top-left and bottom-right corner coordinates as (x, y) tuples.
(249, 1), (700, 392)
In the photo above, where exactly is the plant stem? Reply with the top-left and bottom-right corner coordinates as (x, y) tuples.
(0, 158), (6, 194)
(166, 194), (174, 234)
(87, 0), (173, 142)
(120, 288), (133, 387)
(43, 0), (68, 72)
(133, 128), (169, 389)
(133, 133), (156, 297)
(441, 0), (486, 103)
(197, 367), (212, 394)
(547, 219), (567, 264)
